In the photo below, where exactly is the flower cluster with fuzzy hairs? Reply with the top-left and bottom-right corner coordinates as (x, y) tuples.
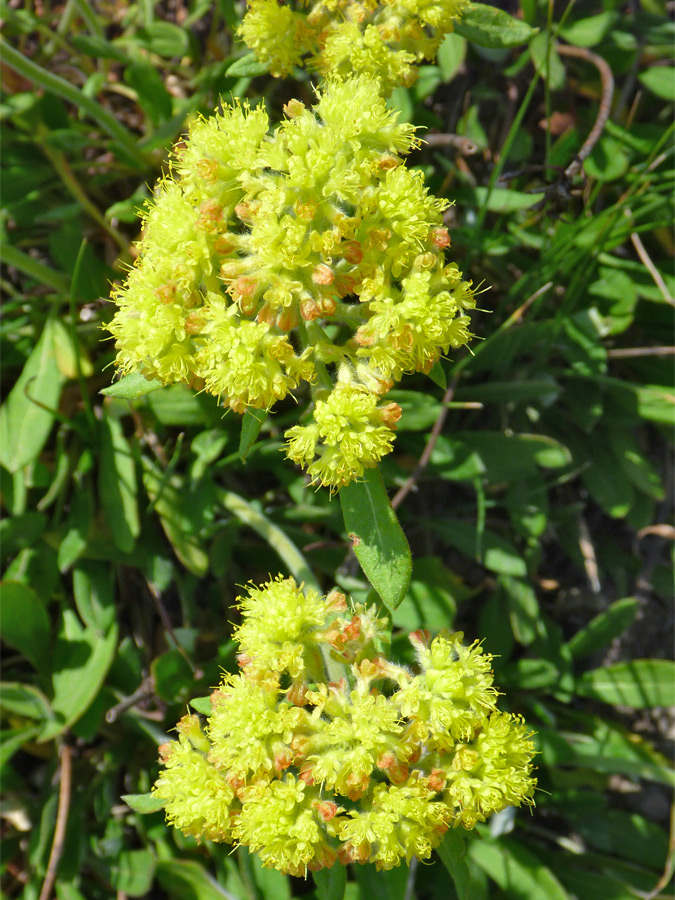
(152, 576), (537, 875)
(239, 0), (468, 92)
(106, 76), (475, 490)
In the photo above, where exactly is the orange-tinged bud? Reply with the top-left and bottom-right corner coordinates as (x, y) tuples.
(299, 765), (315, 785)
(300, 298), (321, 321)
(320, 296), (337, 316)
(312, 264), (334, 285)
(377, 154), (399, 170)
(325, 589), (347, 612)
(380, 402), (402, 429)
(195, 158), (219, 183)
(235, 276), (257, 297)
(276, 306), (299, 331)
(427, 769), (447, 792)
(342, 241), (363, 264)
(312, 800), (340, 822)
(409, 630), (431, 652)
(295, 200), (317, 220)
(184, 313), (205, 334)
(431, 226), (451, 249)
(213, 235), (236, 255)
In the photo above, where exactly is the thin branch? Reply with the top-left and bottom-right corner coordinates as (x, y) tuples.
(392, 375), (460, 511)
(423, 133), (479, 155)
(38, 744), (72, 900)
(630, 230), (675, 306)
(608, 346), (675, 358)
(106, 676), (155, 723)
(146, 580), (201, 677)
(558, 43), (615, 179)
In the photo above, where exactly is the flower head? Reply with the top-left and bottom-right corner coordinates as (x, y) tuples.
(152, 578), (536, 873)
(106, 77), (474, 490)
(239, 0), (470, 93)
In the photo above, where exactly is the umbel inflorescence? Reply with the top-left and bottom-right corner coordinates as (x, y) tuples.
(106, 76), (475, 491)
(153, 576), (537, 875)
(240, 0), (469, 92)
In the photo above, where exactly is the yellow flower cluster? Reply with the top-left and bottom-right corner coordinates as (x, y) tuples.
(106, 77), (475, 490)
(153, 577), (537, 875)
(239, 0), (469, 92)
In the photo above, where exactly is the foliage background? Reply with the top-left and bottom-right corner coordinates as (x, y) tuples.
(1, 1), (673, 898)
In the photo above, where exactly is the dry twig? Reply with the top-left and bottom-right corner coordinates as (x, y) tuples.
(38, 744), (72, 900)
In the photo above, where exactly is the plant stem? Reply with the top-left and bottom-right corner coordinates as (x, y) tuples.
(0, 40), (146, 166)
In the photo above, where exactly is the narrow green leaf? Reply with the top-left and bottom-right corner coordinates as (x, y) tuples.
(436, 518), (527, 577)
(0, 582), (50, 677)
(143, 459), (211, 577)
(156, 859), (236, 899)
(239, 408), (267, 461)
(529, 32), (566, 90)
(226, 53), (269, 77)
(101, 372), (164, 399)
(0, 319), (64, 472)
(427, 358), (447, 389)
(0, 682), (53, 721)
(99, 415), (140, 553)
(575, 660), (675, 708)
(567, 598), (639, 659)
(339, 468), (412, 612)
(314, 864), (346, 900)
(0, 725), (40, 769)
(122, 792), (167, 814)
(220, 490), (319, 592)
(469, 837), (570, 900)
(436, 831), (471, 899)
(40, 610), (118, 741)
(455, 3), (538, 48)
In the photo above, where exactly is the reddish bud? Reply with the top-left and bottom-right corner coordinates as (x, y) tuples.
(431, 227), (451, 249)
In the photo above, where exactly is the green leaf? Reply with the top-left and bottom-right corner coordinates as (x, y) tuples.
(575, 660), (675, 708)
(581, 440), (634, 518)
(469, 837), (570, 900)
(122, 792), (167, 814)
(612, 429), (665, 500)
(226, 53), (269, 77)
(220, 489), (319, 591)
(436, 830), (471, 899)
(143, 460), (211, 577)
(387, 390), (442, 431)
(567, 598), (639, 659)
(470, 186), (546, 212)
(155, 859), (236, 900)
(239, 408), (267, 461)
(393, 557), (468, 633)
(135, 21), (190, 58)
(0, 682), (53, 721)
(584, 135), (630, 182)
(40, 609), (118, 741)
(0, 318), (64, 472)
(313, 864), (346, 900)
(0, 724), (40, 768)
(500, 576), (540, 646)
(72, 562), (116, 635)
(529, 32), (566, 89)
(99, 415), (140, 553)
(190, 696), (213, 716)
(638, 67), (675, 102)
(100, 372), (164, 399)
(339, 468), (412, 612)
(437, 32), (467, 82)
(112, 850), (157, 897)
(124, 63), (173, 126)
(0, 581), (50, 677)
(455, 2), (538, 48)
(71, 34), (128, 62)
(427, 358), (447, 389)
(436, 518), (527, 576)
(560, 11), (618, 47)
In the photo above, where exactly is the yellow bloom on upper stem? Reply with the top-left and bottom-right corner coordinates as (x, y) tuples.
(106, 76), (476, 490)
(239, 0), (470, 93)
